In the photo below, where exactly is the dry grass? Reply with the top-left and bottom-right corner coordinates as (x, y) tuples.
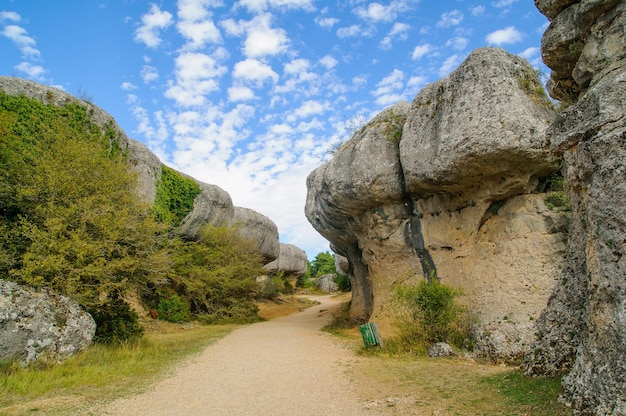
(0, 321), (238, 416)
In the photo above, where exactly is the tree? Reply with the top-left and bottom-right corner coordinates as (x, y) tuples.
(308, 251), (336, 277)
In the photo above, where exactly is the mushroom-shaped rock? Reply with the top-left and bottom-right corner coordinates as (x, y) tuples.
(233, 207), (280, 263)
(175, 181), (235, 240)
(264, 243), (307, 276)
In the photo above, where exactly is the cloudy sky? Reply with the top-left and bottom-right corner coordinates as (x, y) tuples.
(1, 0), (549, 259)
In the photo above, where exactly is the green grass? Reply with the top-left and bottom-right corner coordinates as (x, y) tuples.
(0, 323), (238, 415)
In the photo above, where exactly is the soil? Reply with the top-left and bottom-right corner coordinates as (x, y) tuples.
(98, 294), (380, 416)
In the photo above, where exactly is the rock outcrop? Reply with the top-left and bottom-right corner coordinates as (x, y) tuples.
(174, 181), (235, 240)
(233, 207), (280, 263)
(264, 243), (308, 276)
(0, 280), (96, 365)
(522, 1), (626, 415)
(306, 48), (566, 361)
(315, 274), (339, 293)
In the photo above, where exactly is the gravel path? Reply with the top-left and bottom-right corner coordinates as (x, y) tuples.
(101, 295), (367, 416)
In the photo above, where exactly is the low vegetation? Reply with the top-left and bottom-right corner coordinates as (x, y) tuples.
(0, 91), (268, 345)
(0, 323), (238, 415)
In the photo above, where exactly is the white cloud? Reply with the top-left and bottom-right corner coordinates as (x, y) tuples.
(14, 61), (46, 80)
(177, 0), (223, 21)
(437, 10), (464, 28)
(291, 100), (328, 120)
(470, 5), (486, 16)
(233, 58), (279, 85)
(411, 43), (432, 60)
(141, 65), (159, 83)
(237, 0), (315, 13)
(439, 54), (462, 76)
(228, 85), (256, 102)
(315, 16), (339, 28)
(134, 4), (173, 48)
(165, 52), (227, 106)
(486, 26), (523, 45)
(337, 25), (366, 39)
(120, 81), (137, 91)
(177, 20), (222, 49)
(355, 2), (395, 23)
(379, 22), (410, 50)
(407, 75), (427, 89)
(284, 58), (309, 75)
(1, 25), (40, 57)
(519, 46), (539, 60)
(319, 55), (338, 69)
(492, 0), (518, 8)
(0, 11), (21, 22)
(372, 69), (406, 106)
(222, 14), (289, 58)
(446, 36), (468, 51)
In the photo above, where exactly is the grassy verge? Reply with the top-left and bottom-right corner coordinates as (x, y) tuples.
(326, 301), (571, 416)
(0, 322), (238, 415)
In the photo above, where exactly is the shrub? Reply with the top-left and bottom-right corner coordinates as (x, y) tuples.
(152, 165), (201, 227)
(156, 289), (191, 323)
(389, 279), (473, 354)
(334, 273), (352, 292)
(90, 291), (144, 344)
(164, 225), (264, 323)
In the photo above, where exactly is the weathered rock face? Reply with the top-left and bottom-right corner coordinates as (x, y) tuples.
(264, 243), (307, 276)
(315, 274), (338, 293)
(233, 207), (280, 263)
(174, 181), (235, 240)
(0, 280), (96, 365)
(306, 48), (565, 361)
(522, 2), (626, 415)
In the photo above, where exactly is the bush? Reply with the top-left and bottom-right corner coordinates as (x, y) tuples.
(90, 291), (144, 344)
(152, 165), (201, 227)
(164, 225), (264, 323)
(334, 273), (351, 292)
(389, 279), (474, 354)
(156, 289), (191, 323)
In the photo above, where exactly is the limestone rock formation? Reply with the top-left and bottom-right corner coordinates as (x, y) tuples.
(174, 181), (235, 240)
(0, 280), (96, 365)
(233, 207), (280, 263)
(264, 243), (308, 276)
(306, 47), (565, 362)
(315, 274), (338, 293)
(522, 1), (626, 415)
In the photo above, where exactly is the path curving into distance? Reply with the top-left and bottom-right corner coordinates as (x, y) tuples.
(100, 295), (365, 416)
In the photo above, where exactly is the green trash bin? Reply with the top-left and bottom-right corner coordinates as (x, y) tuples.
(359, 322), (382, 347)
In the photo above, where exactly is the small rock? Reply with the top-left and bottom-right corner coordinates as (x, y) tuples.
(428, 342), (456, 357)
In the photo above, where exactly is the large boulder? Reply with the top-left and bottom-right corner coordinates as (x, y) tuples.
(233, 207), (280, 263)
(306, 48), (565, 362)
(174, 181), (235, 240)
(264, 243), (307, 276)
(0, 280), (96, 365)
(522, 2), (626, 415)
(315, 274), (338, 293)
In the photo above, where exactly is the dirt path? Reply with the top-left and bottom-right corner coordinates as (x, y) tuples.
(100, 295), (369, 416)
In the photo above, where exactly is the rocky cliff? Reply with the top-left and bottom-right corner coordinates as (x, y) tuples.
(306, 47), (567, 361)
(522, 1), (626, 415)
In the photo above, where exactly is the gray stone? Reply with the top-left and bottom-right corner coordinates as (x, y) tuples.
(522, 2), (626, 414)
(233, 207), (280, 263)
(314, 274), (338, 293)
(175, 180), (235, 240)
(0, 280), (96, 365)
(306, 48), (563, 363)
(264, 243), (308, 276)
(427, 342), (455, 358)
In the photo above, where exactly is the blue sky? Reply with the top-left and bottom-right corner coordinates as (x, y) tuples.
(1, 0), (549, 259)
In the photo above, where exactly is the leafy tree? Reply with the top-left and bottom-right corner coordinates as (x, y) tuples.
(164, 225), (264, 323)
(0, 92), (169, 342)
(308, 251), (336, 277)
